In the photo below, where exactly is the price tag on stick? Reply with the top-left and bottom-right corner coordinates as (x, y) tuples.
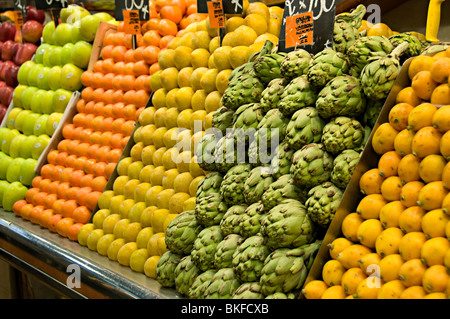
(285, 11), (314, 48)
(207, 0), (225, 28)
(13, 11), (24, 31)
(123, 10), (142, 35)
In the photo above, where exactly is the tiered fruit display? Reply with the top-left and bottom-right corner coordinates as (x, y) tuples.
(302, 49), (450, 299)
(152, 4), (433, 299)
(76, 0), (285, 280)
(0, 5), (46, 122)
(10, 7), (119, 227)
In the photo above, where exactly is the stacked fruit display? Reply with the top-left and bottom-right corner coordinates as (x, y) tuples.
(302, 49), (450, 299)
(0, 5), (46, 123)
(150, 4), (432, 299)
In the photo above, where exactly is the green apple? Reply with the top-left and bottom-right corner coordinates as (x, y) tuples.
(42, 21), (56, 45)
(93, 12), (114, 22)
(60, 63), (83, 91)
(71, 41), (92, 69)
(46, 112), (63, 136)
(0, 128), (10, 146)
(6, 107), (23, 130)
(14, 109), (32, 132)
(3, 181), (28, 211)
(30, 89), (46, 113)
(6, 157), (25, 183)
(8, 135), (26, 158)
(79, 15), (101, 42)
(17, 61), (35, 86)
(47, 46), (62, 67)
(34, 114), (49, 136)
(42, 45), (55, 66)
(19, 135), (37, 159)
(34, 43), (52, 65)
(36, 66), (51, 90)
(0, 156), (13, 179)
(12, 85), (28, 108)
(61, 5), (90, 24)
(20, 86), (38, 110)
(22, 112), (40, 136)
(71, 20), (84, 43)
(48, 66), (62, 91)
(61, 43), (74, 66)
(2, 129), (20, 154)
(32, 134), (51, 160)
(26, 64), (43, 87)
(53, 89), (73, 113)
(0, 180), (10, 206)
(19, 158), (38, 186)
(53, 23), (73, 46)
(41, 90), (55, 114)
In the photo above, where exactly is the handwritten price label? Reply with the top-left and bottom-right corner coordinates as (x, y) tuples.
(285, 11), (313, 48)
(207, 0), (225, 28)
(123, 10), (141, 34)
(13, 11), (24, 31)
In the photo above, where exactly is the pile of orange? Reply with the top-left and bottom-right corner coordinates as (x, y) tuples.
(12, 24), (156, 241)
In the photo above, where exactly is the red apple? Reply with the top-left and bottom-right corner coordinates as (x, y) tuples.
(0, 81), (6, 88)
(22, 20), (44, 44)
(25, 6), (46, 24)
(5, 64), (19, 87)
(11, 42), (21, 58)
(0, 104), (7, 123)
(0, 42), (3, 58)
(0, 61), (15, 81)
(0, 23), (16, 42)
(0, 86), (14, 106)
(14, 43), (37, 66)
(1, 41), (15, 61)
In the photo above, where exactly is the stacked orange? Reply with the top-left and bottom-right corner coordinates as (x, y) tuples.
(12, 25), (153, 241)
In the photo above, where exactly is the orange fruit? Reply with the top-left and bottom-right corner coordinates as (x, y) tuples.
(48, 214), (63, 232)
(72, 206), (92, 224)
(67, 223), (84, 241)
(143, 30), (162, 47)
(61, 199), (78, 218)
(158, 19), (178, 37)
(12, 200), (27, 216)
(56, 217), (75, 238)
(143, 45), (160, 65)
(160, 5), (183, 24)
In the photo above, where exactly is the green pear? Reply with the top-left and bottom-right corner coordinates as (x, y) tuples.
(2, 182), (28, 211)
(6, 157), (25, 183)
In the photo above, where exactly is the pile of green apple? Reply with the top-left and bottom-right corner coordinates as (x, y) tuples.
(0, 6), (118, 212)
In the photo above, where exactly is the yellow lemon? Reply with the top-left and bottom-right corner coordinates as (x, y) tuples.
(209, 36), (220, 53)
(173, 46), (193, 70)
(117, 242), (138, 267)
(190, 67), (209, 91)
(157, 235), (168, 256)
(189, 175), (205, 197)
(177, 109), (194, 129)
(246, 2), (270, 23)
(183, 196), (196, 211)
(367, 23), (393, 37)
(78, 223), (95, 246)
(149, 70), (162, 91)
(269, 6), (284, 21)
(151, 88), (167, 109)
(109, 195), (125, 215)
(178, 32), (195, 48)
(162, 167), (180, 188)
(158, 48), (176, 69)
(162, 149), (179, 171)
(153, 107), (167, 127)
(213, 45), (233, 71)
(191, 110), (208, 131)
(268, 18), (281, 36)
(163, 214), (179, 232)
(139, 164), (155, 182)
(107, 238), (126, 261)
(145, 185), (164, 207)
(175, 86), (195, 111)
(150, 165), (166, 186)
(173, 172), (194, 194)
(163, 89), (177, 109)
(176, 150), (192, 173)
(177, 66), (193, 88)
(163, 127), (180, 148)
(136, 227), (154, 248)
(151, 208), (170, 232)
(138, 106), (156, 126)
(123, 221), (142, 243)
(191, 132), (205, 155)
(255, 32), (279, 45)
(191, 89), (206, 111)
(233, 25), (258, 47)
(191, 48), (210, 69)
(208, 54), (216, 69)
(167, 36), (181, 50)
(200, 68), (218, 93)
(144, 255), (161, 278)
(205, 111), (214, 130)
(157, 189), (176, 210)
(229, 46), (250, 69)
(169, 192), (191, 214)
(244, 13), (268, 36)
(226, 16), (245, 33)
(96, 234), (115, 256)
(159, 67), (179, 91)
(164, 107), (180, 129)
(147, 233), (164, 256)
(98, 191), (114, 210)
(116, 157), (132, 176)
(221, 32), (235, 47)
(129, 248), (149, 273)
(152, 147), (167, 167)
(247, 41), (265, 60)
(190, 156), (206, 177)
(192, 30), (211, 50)
(205, 90), (222, 113)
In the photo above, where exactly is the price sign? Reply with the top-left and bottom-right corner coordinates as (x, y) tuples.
(197, 0), (243, 15)
(207, 0), (225, 28)
(123, 10), (141, 34)
(115, 0), (150, 21)
(278, 0), (336, 54)
(13, 11), (24, 31)
(35, 0), (68, 10)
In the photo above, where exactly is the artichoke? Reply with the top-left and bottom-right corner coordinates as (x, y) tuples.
(259, 78), (287, 114)
(232, 235), (271, 282)
(240, 201), (265, 238)
(421, 43), (449, 55)
(290, 143), (334, 188)
(165, 210), (203, 255)
(220, 205), (248, 236)
(155, 251), (182, 288)
(321, 116), (365, 154)
(232, 103), (263, 145)
(174, 255), (200, 296)
(260, 199), (316, 250)
(278, 75), (318, 116)
(196, 133), (219, 172)
(189, 269), (217, 299)
(212, 106), (234, 134)
(363, 98), (384, 127)
(243, 166), (274, 205)
(196, 171), (223, 199)
(265, 292), (297, 299)
(346, 36), (394, 76)
(213, 133), (238, 174)
(333, 4), (366, 53)
(219, 163), (252, 205)
(232, 282), (264, 299)
(285, 107), (326, 151)
(253, 51), (287, 84)
(195, 192), (229, 227)
(330, 149), (361, 189)
(270, 139), (295, 179)
(307, 49), (350, 88)
(305, 181), (343, 227)
(259, 240), (322, 296)
(280, 49), (313, 80)
(315, 75), (366, 119)
(389, 32), (422, 58)
(191, 225), (224, 271)
(204, 268), (241, 299)
(261, 174), (308, 211)
(214, 234), (244, 269)
(360, 42), (409, 101)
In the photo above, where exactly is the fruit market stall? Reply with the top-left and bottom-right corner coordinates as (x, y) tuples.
(0, 0), (449, 300)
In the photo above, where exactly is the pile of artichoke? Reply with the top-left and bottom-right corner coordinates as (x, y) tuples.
(155, 4), (426, 299)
